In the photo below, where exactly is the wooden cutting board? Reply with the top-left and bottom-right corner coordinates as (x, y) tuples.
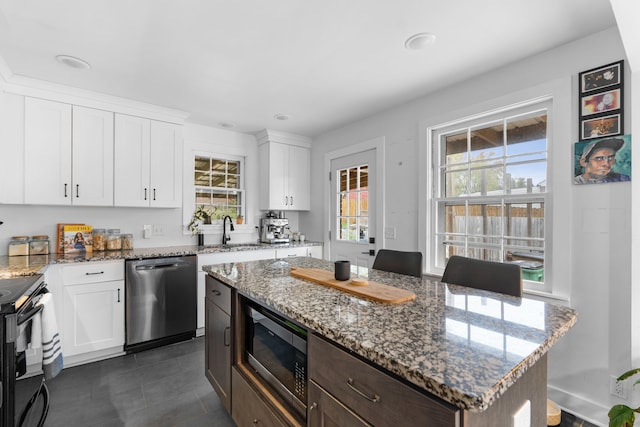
(290, 267), (415, 304)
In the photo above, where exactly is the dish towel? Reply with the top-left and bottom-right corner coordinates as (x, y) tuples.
(30, 293), (64, 380)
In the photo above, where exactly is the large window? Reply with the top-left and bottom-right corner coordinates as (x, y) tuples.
(194, 154), (244, 223)
(337, 164), (369, 242)
(431, 101), (549, 285)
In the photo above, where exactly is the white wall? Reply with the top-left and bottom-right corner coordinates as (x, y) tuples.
(301, 26), (630, 425)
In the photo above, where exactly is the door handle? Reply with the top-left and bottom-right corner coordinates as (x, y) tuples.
(223, 326), (230, 347)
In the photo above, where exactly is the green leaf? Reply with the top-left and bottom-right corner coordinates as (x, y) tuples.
(609, 404), (635, 427)
(618, 369), (640, 382)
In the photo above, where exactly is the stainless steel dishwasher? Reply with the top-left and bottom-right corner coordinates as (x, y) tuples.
(125, 255), (197, 353)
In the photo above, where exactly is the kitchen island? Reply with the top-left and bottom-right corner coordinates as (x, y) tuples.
(204, 256), (577, 426)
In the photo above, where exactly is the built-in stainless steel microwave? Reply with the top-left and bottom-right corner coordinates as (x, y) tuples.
(243, 299), (307, 419)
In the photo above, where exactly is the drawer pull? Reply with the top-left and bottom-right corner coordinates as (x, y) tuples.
(85, 271), (105, 275)
(223, 326), (230, 347)
(309, 402), (317, 412)
(252, 419), (258, 425)
(347, 377), (380, 403)
(211, 289), (221, 296)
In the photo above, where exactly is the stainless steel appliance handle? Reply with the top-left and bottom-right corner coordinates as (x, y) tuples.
(135, 263), (182, 271)
(224, 326), (230, 347)
(17, 304), (44, 327)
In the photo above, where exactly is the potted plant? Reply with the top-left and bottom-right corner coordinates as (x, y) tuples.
(609, 368), (640, 426)
(236, 215), (243, 225)
(187, 206), (213, 234)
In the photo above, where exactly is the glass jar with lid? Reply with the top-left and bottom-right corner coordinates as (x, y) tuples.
(93, 229), (106, 251)
(106, 229), (122, 251)
(9, 236), (29, 256)
(29, 235), (50, 255)
(121, 234), (133, 250)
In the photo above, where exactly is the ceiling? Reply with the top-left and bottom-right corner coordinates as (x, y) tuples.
(0, 0), (618, 137)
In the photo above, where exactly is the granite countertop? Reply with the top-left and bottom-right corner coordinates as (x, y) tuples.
(0, 241), (322, 279)
(203, 257), (577, 413)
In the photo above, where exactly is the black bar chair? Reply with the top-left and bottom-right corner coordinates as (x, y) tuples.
(371, 249), (423, 278)
(441, 255), (522, 297)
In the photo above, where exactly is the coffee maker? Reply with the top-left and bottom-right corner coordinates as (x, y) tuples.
(260, 212), (290, 243)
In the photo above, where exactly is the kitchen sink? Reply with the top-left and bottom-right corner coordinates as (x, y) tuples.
(204, 243), (267, 250)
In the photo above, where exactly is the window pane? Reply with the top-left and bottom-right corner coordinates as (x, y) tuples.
(211, 159), (226, 173)
(468, 166), (504, 195)
(444, 131), (468, 164)
(195, 190), (211, 205)
(358, 191), (368, 216)
(348, 168), (357, 191)
(227, 174), (238, 189)
(359, 217), (368, 242)
(339, 193), (348, 217)
(505, 163), (546, 193)
(228, 161), (239, 175)
(506, 112), (547, 156)
(339, 169), (348, 192)
(444, 169), (468, 197)
(194, 171), (209, 186)
(470, 120), (504, 161)
(211, 173), (225, 188)
(194, 156), (210, 170)
(359, 165), (368, 188)
(444, 204), (466, 234)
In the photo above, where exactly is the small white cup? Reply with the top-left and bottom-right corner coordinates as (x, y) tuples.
(299, 234), (305, 242)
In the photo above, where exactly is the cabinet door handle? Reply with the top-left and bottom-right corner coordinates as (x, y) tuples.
(144, 188), (148, 200)
(117, 288), (121, 303)
(64, 183), (68, 198)
(252, 419), (258, 425)
(284, 195), (288, 206)
(153, 188), (156, 201)
(346, 377), (380, 403)
(211, 289), (221, 296)
(85, 271), (105, 275)
(308, 402), (317, 412)
(223, 326), (230, 347)
(290, 195), (293, 206)
(76, 184), (79, 198)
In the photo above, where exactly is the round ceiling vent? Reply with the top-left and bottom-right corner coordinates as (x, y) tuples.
(55, 55), (91, 70)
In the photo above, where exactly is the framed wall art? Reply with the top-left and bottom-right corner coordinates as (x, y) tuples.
(578, 60), (624, 140)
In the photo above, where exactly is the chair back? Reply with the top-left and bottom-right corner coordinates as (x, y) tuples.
(441, 255), (522, 297)
(371, 249), (423, 278)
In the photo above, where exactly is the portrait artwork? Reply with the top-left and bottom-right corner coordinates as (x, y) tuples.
(574, 134), (631, 185)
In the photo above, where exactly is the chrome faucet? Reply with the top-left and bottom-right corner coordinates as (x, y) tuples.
(222, 215), (235, 245)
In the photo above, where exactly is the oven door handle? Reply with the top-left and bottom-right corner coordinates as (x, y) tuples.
(17, 304), (44, 327)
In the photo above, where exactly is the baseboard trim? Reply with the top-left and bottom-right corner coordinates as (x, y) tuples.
(547, 385), (610, 427)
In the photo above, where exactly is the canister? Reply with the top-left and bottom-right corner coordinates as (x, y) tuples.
(106, 229), (122, 251)
(8, 236), (29, 256)
(121, 234), (133, 250)
(29, 235), (50, 255)
(93, 229), (106, 251)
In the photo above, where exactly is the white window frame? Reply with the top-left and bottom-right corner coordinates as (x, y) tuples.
(426, 97), (552, 293)
(186, 150), (245, 232)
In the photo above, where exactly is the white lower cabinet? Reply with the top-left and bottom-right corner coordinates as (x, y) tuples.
(57, 260), (125, 360)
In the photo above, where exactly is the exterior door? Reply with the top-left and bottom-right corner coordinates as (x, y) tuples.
(330, 149), (376, 276)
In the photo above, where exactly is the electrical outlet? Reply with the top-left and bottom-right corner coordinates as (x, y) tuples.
(512, 400), (530, 427)
(153, 224), (164, 236)
(143, 225), (152, 239)
(384, 227), (396, 239)
(611, 375), (628, 399)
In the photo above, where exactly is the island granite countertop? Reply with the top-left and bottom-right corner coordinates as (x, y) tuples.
(0, 241), (322, 278)
(203, 256), (577, 413)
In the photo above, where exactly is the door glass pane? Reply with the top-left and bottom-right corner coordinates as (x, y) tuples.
(337, 164), (369, 242)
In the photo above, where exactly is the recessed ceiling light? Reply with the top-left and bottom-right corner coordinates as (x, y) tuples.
(274, 113), (291, 121)
(404, 33), (436, 50)
(55, 55), (91, 70)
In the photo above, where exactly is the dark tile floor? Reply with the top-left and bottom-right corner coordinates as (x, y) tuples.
(29, 337), (234, 427)
(18, 336), (597, 427)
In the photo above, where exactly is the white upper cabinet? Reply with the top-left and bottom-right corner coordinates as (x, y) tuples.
(24, 98), (72, 205)
(258, 130), (311, 211)
(24, 98), (114, 206)
(150, 120), (182, 207)
(71, 106), (115, 205)
(114, 114), (182, 207)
